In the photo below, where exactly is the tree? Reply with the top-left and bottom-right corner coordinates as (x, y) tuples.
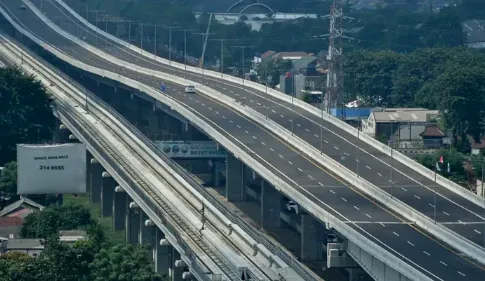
(90, 244), (164, 281)
(21, 204), (96, 238)
(344, 50), (403, 106)
(0, 161), (17, 195)
(257, 58), (292, 87)
(420, 7), (465, 48)
(420, 65), (485, 141)
(0, 67), (55, 165)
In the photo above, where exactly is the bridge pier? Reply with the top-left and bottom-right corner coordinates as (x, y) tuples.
(171, 248), (185, 281)
(89, 158), (102, 203)
(225, 154), (246, 201)
(301, 214), (324, 261)
(260, 181), (281, 229)
(140, 212), (156, 261)
(155, 228), (171, 277)
(127, 201), (140, 245)
(101, 172), (115, 217)
(113, 186), (126, 231)
(212, 160), (222, 187)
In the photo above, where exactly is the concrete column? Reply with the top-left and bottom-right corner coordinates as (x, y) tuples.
(126, 201), (140, 245)
(260, 181), (281, 229)
(148, 108), (161, 141)
(301, 214), (324, 261)
(101, 172), (115, 217)
(113, 186), (126, 231)
(155, 229), (171, 277)
(212, 161), (221, 187)
(86, 151), (92, 197)
(140, 212), (156, 261)
(89, 159), (102, 203)
(171, 248), (184, 281)
(225, 154), (245, 201)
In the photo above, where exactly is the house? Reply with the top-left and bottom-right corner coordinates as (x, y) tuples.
(260, 50), (276, 61)
(420, 126), (446, 149)
(59, 230), (88, 244)
(292, 56), (326, 76)
(469, 137), (485, 155)
(0, 217), (23, 240)
(462, 20), (485, 49)
(361, 108), (439, 145)
(273, 51), (310, 61)
(2, 239), (44, 257)
(0, 197), (45, 219)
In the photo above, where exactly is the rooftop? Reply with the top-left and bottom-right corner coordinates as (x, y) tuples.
(420, 126), (445, 137)
(371, 110), (439, 123)
(0, 197), (45, 218)
(59, 230), (88, 242)
(6, 239), (44, 250)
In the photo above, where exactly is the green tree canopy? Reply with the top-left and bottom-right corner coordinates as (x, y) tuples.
(90, 244), (164, 281)
(20, 204), (96, 238)
(0, 67), (55, 165)
(0, 161), (17, 195)
(257, 57), (293, 87)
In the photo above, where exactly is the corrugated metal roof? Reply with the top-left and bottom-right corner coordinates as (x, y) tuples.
(6, 239), (44, 249)
(372, 110), (438, 122)
(462, 20), (485, 43)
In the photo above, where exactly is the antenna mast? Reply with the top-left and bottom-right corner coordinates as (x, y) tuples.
(325, 0), (344, 119)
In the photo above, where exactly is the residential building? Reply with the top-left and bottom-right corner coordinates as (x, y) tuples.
(59, 230), (88, 244)
(2, 239), (44, 257)
(0, 197), (45, 219)
(420, 126), (446, 149)
(0, 217), (22, 240)
(273, 51), (310, 61)
(469, 138), (485, 155)
(462, 20), (485, 49)
(361, 108), (439, 147)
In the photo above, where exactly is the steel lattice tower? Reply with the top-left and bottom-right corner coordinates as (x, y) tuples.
(325, 0), (344, 119)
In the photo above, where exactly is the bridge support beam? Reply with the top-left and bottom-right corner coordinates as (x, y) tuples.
(140, 213), (156, 262)
(301, 214), (323, 261)
(101, 172), (115, 217)
(148, 106), (161, 141)
(89, 159), (102, 204)
(225, 154), (245, 201)
(113, 186), (126, 231)
(260, 181), (281, 229)
(155, 228), (171, 277)
(126, 201), (140, 245)
(212, 161), (222, 187)
(171, 249), (185, 281)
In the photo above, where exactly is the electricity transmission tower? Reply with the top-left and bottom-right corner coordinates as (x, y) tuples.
(325, 0), (344, 119)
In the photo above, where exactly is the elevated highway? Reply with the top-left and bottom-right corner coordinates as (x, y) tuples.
(47, 0), (485, 241)
(2, 0), (485, 280)
(0, 31), (316, 281)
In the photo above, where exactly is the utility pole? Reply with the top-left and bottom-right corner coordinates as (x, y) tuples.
(192, 32), (215, 71)
(163, 25), (181, 65)
(173, 29), (195, 80)
(211, 38), (226, 90)
(325, 0), (344, 118)
(230, 45), (255, 96)
(140, 22), (144, 55)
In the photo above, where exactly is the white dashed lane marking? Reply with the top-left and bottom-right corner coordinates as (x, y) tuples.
(440, 261), (447, 267)
(458, 271), (466, 277)
(414, 195), (421, 200)
(407, 241), (414, 247)
(393, 232), (399, 237)
(330, 190), (336, 194)
(423, 251), (430, 256)
(341, 198), (347, 202)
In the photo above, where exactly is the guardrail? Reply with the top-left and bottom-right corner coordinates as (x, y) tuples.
(23, 2), (485, 266)
(0, 4), (436, 281)
(53, 0), (485, 209)
(0, 34), (237, 281)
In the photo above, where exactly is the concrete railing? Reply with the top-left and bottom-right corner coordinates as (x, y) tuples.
(23, 1), (485, 266)
(54, 0), (485, 209)
(1, 4), (435, 281)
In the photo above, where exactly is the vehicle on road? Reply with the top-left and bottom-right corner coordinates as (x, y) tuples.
(20, 4), (26, 10)
(184, 85), (196, 94)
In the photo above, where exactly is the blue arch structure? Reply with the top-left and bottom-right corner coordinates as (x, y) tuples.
(227, 0), (274, 14)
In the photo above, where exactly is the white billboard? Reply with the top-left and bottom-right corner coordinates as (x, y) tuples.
(155, 141), (226, 158)
(17, 143), (87, 194)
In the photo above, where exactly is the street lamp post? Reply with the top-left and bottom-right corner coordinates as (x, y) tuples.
(140, 23), (144, 54)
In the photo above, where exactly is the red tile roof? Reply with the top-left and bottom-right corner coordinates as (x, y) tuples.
(420, 126), (445, 137)
(0, 217), (23, 226)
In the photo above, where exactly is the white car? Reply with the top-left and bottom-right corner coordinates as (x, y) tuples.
(184, 85), (196, 93)
(20, 4), (27, 10)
